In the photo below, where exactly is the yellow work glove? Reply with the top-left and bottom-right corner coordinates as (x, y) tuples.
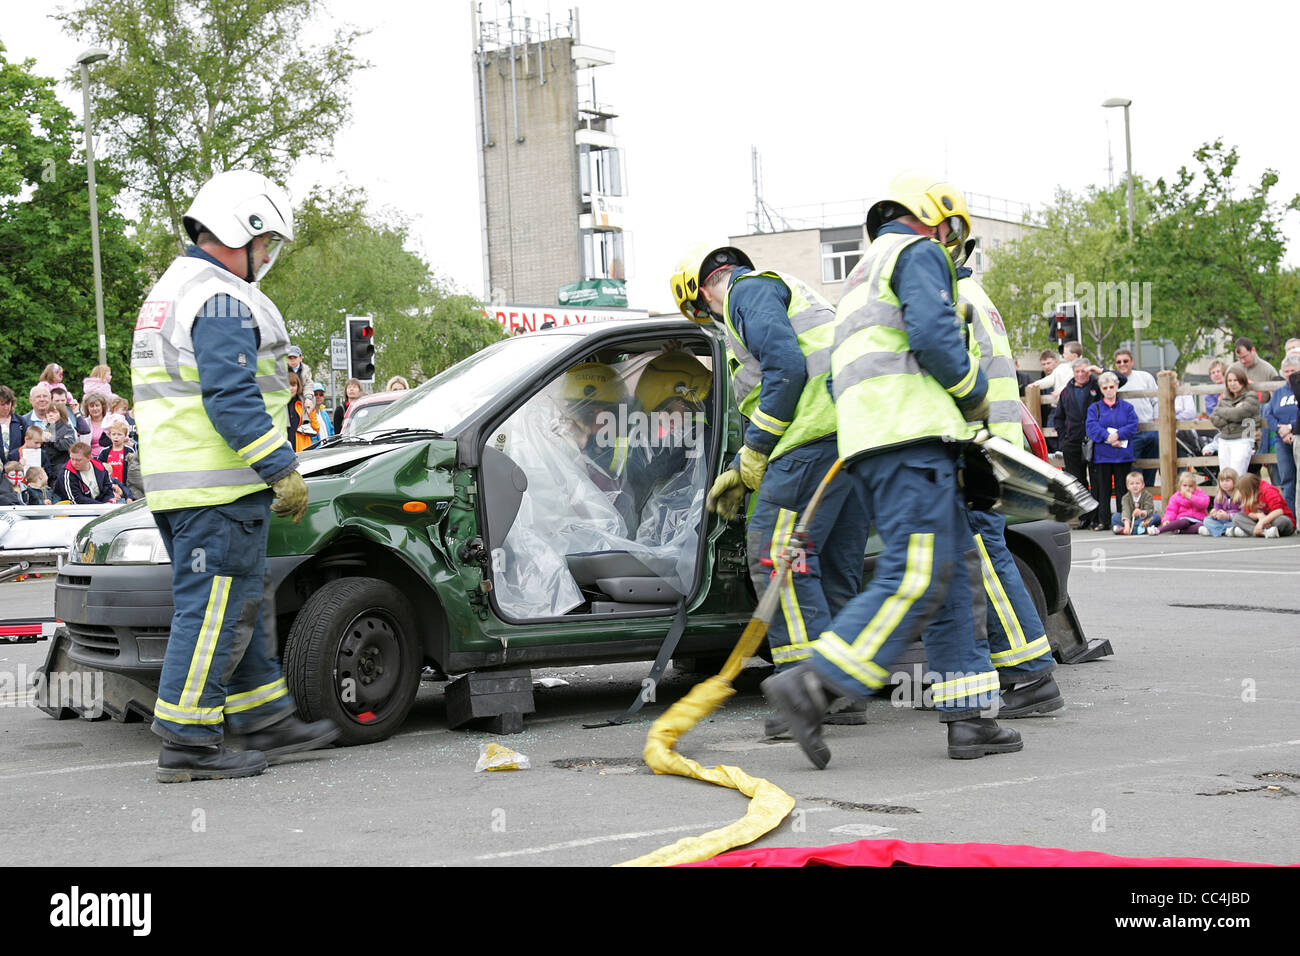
(738, 445), (769, 490)
(707, 468), (746, 521)
(271, 471), (309, 523)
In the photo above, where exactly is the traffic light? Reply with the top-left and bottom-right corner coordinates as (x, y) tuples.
(347, 316), (374, 383)
(1051, 302), (1079, 352)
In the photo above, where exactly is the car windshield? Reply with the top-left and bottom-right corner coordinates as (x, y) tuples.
(354, 333), (581, 435)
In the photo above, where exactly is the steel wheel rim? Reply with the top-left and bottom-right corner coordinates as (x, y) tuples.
(332, 609), (406, 725)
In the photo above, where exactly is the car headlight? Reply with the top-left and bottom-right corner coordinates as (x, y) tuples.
(104, 528), (171, 564)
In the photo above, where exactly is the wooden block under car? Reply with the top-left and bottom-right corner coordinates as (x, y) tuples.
(444, 668), (535, 733)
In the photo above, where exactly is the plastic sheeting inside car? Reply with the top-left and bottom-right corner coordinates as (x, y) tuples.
(487, 366), (710, 619)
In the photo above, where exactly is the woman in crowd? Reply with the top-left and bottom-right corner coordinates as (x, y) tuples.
(1202, 359), (1227, 418)
(386, 375), (410, 391)
(1084, 371), (1138, 532)
(0, 386), (23, 465)
(287, 372), (314, 451)
(82, 393), (110, 450)
(334, 378), (362, 434)
(1210, 363), (1261, 478)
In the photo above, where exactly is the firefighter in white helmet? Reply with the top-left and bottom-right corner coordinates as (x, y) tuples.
(131, 170), (338, 783)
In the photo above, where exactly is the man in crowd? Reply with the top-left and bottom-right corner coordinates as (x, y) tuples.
(1052, 358), (1126, 530)
(57, 443), (119, 504)
(131, 169), (337, 784)
(1264, 352), (1299, 510)
(1235, 338), (1279, 385)
(23, 384), (53, 432)
(1234, 338), (1281, 474)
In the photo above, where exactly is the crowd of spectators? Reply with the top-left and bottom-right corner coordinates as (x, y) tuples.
(3, 343), (400, 511)
(1036, 336), (1300, 539)
(2, 363), (139, 508)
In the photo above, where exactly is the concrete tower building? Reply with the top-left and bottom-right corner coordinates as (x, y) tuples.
(472, 4), (627, 308)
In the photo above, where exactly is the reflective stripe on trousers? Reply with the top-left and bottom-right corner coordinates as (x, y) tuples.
(745, 437), (869, 672)
(149, 499), (294, 745)
(810, 443), (1000, 717)
(965, 509), (1053, 682)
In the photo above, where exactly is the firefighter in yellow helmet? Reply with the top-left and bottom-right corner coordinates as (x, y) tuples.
(670, 243), (870, 736)
(763, 170), (1022, 767)
(558, 361), (638, 529)
(947, 237), (1063, 717)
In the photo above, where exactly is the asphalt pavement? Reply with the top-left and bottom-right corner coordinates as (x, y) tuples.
(1, 531), (1297, 867)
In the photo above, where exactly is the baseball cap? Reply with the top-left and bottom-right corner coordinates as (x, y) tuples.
(311, 382), (326, 393)
(287, 345), (303, 357)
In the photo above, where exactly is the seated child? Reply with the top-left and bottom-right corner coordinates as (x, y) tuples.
(1113, 470), (1161, 534)
(23, 467), (55, 505)
(1231, 472), (1296, 538)
(95, 417), (134, 501)
(1, 462), (22, 504)
(1199, 468), (1243, 537)
(1150, 471), (1209, 535)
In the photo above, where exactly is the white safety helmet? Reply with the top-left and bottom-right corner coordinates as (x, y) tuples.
(182, 170), (295, 280)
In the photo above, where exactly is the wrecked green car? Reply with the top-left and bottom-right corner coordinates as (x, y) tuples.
(38, 318), (1102, 745)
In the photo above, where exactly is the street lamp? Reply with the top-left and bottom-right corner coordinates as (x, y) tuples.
(1103, 96), (1138, 363)
(77, 47), (109, 368)
(1102, 97), (1134, 242)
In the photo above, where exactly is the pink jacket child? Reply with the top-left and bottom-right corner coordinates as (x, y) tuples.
(1151, 475), (1210, 535)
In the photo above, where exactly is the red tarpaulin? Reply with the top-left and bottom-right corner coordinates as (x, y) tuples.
(687, 838), (1283, 867)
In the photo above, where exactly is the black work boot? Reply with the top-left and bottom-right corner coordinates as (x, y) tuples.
(998, 674), (1065, 718)
(761, 665), (832, 769)
(156, 742), (268, 784)
(764, 696), (868, 737)
(243, 714), (340, 762)
(946, 718), (1023, 759)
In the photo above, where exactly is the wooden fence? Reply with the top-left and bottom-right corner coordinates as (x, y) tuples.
(1025, 372), (1286, 498)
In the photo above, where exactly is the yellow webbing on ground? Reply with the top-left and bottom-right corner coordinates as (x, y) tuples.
(617, 460), (843, 867)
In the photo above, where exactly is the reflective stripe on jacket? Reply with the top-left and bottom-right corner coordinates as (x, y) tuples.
(721, 270), (838, 461)
(957, 276), (1022, 446)
(131, 256), (293, 511)
(831, 232), (973, 460)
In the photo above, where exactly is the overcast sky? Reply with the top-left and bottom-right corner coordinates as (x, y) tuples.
(5, 0), (1299, 315)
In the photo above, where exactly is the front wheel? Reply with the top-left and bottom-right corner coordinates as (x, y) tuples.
(283, 577), (422, 746)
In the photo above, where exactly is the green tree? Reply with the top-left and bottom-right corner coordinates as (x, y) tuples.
(983, 183), (1146, 363)
(259, 187), (501, 389)
(0, 44), (144, 403)
(57, 0), (368, 252)
(1139, 141), (1300, 364)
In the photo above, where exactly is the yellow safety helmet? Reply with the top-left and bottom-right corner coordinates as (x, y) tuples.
(635, 352), (712, 412)
(669, 242), (755, 323)
(561, 362), (628, 408)
(866, 170), (971, 249)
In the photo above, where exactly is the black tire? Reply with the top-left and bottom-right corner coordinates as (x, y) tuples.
(283, 577), (422, 746)
(1013, 553), (1050, 627)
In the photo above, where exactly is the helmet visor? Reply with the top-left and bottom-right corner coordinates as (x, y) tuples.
(942, 215), (969, 250)
(253, 233), (287, 281)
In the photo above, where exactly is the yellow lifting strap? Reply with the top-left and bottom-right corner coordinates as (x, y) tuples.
(618, 459), (844, 867)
